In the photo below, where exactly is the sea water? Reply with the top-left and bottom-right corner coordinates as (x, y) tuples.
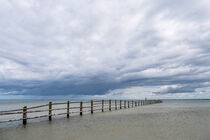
(1, 99), (210, 140)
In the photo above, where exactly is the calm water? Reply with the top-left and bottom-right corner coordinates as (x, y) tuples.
(0, 99), (210, 128)
(1, 99), (210, 140)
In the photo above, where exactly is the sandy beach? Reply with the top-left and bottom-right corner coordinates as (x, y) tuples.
(1, 101), (210, 140)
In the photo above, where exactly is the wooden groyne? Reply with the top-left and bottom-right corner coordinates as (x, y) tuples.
(0, 99), (162, 125)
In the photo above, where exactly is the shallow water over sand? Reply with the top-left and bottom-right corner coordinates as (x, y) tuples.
(1, 100), (210, 140)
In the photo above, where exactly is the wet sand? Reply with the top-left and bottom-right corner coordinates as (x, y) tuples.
(1, 102), (210, 140)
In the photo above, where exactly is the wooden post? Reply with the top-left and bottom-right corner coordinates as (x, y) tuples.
(49, 102), (52, 121)
(128, 101), (130, 108)
(109, 100), (111, 111)
(23, 106), (27, 125)
(135, 101), (137, 107)
(124, 100), (126, 108)
(132, 100), (134, 107)
(138, 100), (140, 106)
(120, 100), (122, 109)
(102, 100), (104, 112)
(91, 100), (93, 114)
(115, 100), (117, 110)
(67, 101), (70, 118)
(80, 101), (83, 116)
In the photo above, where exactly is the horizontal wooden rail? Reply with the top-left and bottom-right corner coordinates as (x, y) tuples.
(27, 104), (49, 110)
(0, 99), (162, 125)
(52, 102), (67, 105)
(0, 108), (23, 113)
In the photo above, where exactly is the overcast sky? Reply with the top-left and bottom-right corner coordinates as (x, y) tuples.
(0, 0), (210, 99)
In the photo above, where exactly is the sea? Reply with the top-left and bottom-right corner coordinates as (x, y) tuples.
(0, 99), (210, 128)
(1, 99), (210, 140)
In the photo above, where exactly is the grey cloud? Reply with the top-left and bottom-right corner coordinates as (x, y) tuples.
(153, 82), (210, 94)
(0, 0), (210, 98)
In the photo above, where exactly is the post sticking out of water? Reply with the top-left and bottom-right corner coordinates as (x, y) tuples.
(109, 100), (111, 111)
(49, 102), (52, 121)
(145, 98), (147, 105)
(115, 100), (117, 110)
(138, 100), (140, 106)
(91, 100), (93, 114)
(120, 100), (122, 109)
(132, 101), (134, 107)
(80, 101), (83, 116)
(23, 106), (27, 125)
(102, 100), (104, 112)
(67, 101), (70, 118)
(128, 101), (130, 108)
(124, 100), (126, 108)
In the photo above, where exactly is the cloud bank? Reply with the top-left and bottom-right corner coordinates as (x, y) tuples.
(0, 0), (210, 99)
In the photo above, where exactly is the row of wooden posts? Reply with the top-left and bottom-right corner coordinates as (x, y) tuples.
(21, 100), (162, 125)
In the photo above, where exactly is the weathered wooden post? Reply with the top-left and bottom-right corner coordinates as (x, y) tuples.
(132, 100), (134, 107)
(67, 101), (70, 118)
(80, 101), (83, 116)
(23, 106), (27, 125)
(135, 101), (137, 107)
(49, 102), (52, 121)
(124, 100), (126, 108)
(128, 101), (130, 108)
(120, 100), (122, 109)
(102, 100), (104, 112)
(115, 100), (117, 110)
(109, 100), (111, 111)
(91, 100), (93, 114)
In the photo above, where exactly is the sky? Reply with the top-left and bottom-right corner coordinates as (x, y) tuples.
(0, 0), (210, 99)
